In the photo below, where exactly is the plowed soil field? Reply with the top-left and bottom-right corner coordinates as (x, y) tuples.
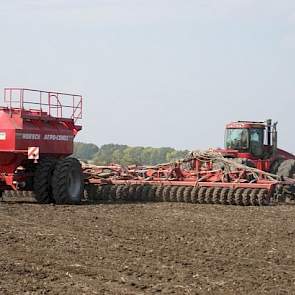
(1, 195), (295, 294)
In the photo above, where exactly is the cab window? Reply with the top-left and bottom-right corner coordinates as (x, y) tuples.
(249, 128), (264, 157)
(250, 128), (264, 145)
(225, 129), (249, 150)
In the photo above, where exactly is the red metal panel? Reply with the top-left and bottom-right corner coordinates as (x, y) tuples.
(0, 88), (83, 189)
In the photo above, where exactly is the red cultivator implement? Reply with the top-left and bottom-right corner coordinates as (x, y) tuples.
(84, 150), (293, 206)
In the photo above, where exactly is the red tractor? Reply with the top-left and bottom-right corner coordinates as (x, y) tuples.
(217, 119), (295, 179)
(0, 88), (84, 204)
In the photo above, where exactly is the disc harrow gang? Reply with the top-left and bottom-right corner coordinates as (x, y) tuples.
(83, 149), (295, 207)
(85, 184), (272, 206)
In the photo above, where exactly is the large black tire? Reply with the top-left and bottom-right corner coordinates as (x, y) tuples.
(277, 159), (295, 179)
(33, 158), (57, 203)
(52, 158), (84, 204)
(277, 159), (295, 196)
(270, 158), (284, 175)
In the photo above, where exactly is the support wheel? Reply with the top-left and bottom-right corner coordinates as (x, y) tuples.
(109, 185), (118, 201)
(141, 185), (151, 202)
(155, 186), (164, 202)
(52, 158), (84, 204)
(162, 186), (172, 202)
(227, 189), (235, 205)
(250, 189), (259, 206)
(258, 189), (270, 206)
(242, 188), (251, 206)
(190, 187), (199, 203)
(128, 185), (137, 201)
(234, 188), (244, 206)
(169, 186), (178, 202)
(176, 186), (186, 202)
(219, 188), (229, 204)
(183, 187), (193, 203)
(212, 187), (222, 204)
(197, 187), (207, 204)
(116, 185), (128, 201)
(204, 187), (214, 204)
(85, 184), (97, 201)
(148, 185), (157, 202)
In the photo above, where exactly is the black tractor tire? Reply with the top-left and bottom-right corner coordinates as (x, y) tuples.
(276, 159), (295, 196)
(277, 159), (295, 179)
(52, 157), (84, 204)
(270, 158), (284, 175)
(33, 158), (57, 204)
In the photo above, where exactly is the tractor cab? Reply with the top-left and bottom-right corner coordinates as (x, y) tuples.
(224, 120), (277, 159)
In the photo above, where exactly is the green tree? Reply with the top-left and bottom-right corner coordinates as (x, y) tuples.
(75, 142), (189, 166)
(73, 142), (99, 161)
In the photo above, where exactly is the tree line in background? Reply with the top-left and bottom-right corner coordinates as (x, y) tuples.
(73, 142), (189, 166)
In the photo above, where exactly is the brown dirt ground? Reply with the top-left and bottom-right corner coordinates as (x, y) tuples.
(1, 196), (295, 295)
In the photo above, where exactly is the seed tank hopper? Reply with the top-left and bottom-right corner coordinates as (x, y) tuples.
(0, 88), (84, 204)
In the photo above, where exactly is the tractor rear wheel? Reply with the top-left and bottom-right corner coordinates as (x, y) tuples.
(277, 159), (295, 197)
(52, 158), (84, 204)
(270, 158), (284, 174)
(33, 158), (57, 204)
(277, 159), (295, 179)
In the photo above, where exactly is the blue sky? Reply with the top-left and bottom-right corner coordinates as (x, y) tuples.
(0, 0), (294, 150)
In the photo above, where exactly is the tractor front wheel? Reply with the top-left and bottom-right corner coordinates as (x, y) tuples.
(52, 158), (84, 204)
